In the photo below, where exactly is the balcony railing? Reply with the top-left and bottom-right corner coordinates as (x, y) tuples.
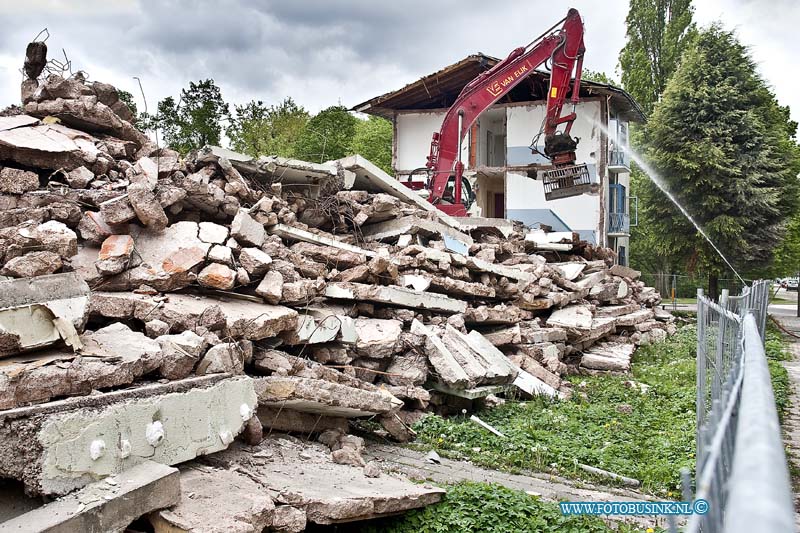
(609, 149), (629, 171)
(608, 212), (630, 235)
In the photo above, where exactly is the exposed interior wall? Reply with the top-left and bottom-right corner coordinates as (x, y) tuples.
(395, 111), (446, 173)
(474, 174), (505, 218)
(475, 108), (506, 167)
(505, 100), (603, 243)
(394, 110), (468, 179)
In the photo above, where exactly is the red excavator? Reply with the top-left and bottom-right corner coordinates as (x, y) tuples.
(417, 8), (591, 216)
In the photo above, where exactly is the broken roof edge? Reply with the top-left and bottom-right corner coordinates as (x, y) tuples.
(352, 53), (645, 123)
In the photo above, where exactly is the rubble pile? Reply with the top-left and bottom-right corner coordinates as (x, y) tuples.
(0, 43), (674, 530)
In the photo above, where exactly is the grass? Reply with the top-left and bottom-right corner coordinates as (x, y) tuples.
(411, 326), (698, 497)
(765, 324), (792, 421)
(357, 482), (659, 533)
(359, 322), (793, 533)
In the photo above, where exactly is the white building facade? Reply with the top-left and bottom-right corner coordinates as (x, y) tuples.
(355, 55), (643, 265)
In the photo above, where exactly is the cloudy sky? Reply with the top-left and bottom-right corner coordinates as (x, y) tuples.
(0, 0), (797, 126)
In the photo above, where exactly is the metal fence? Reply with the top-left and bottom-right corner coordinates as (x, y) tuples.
(679, 280), (793, 532)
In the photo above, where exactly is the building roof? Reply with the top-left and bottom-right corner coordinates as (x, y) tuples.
(352, 53), (645, 123)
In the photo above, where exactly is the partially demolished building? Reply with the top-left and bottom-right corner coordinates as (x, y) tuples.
(0, 42), (674, 531)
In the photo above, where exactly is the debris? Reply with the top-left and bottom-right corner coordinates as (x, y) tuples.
(577, 463), (641, 488)
(469, 414), (506, 438)
(2, 461), (180, 532)
(0, 40), (673, 530)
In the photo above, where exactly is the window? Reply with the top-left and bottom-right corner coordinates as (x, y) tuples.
(618, 245), (627, 266)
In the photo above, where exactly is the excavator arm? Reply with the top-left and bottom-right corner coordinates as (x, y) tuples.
(425, 8), (589, 215)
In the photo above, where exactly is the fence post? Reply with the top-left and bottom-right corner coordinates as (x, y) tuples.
(696, 288), (706, 473)
(713, 289), (729, 402)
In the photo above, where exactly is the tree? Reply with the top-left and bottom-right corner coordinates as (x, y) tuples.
(293, 105), (358, 163)
(641, 25), (800, 298)
(350, 116), (393, 173)
(619, 0), (695, 114)
(141, 79), (230, 154)
(581, 69), (616, 86)
(227, 97), (309, 158)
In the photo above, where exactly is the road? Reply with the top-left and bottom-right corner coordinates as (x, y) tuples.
(662, 285), (800, 317)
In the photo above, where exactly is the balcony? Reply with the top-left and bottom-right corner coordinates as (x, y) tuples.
(608, 148), (629, 173)
(608, 211), (630, 236)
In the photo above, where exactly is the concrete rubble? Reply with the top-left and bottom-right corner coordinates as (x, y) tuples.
(0, 42), (674, 530)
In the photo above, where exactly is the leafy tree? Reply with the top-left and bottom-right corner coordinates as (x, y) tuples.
(619, 0), (695, 114)
(293, 105), (358, 163)
(350, 116), (393, 173)
(141, 79), (230, 154)
(227, 97), (309, 158)
(581, 69), (616, 86)
(641, 25), (800, 297)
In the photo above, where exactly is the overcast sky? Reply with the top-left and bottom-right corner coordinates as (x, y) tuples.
(0, 0), (797, 127)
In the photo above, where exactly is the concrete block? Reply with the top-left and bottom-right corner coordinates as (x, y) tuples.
(0, 375), (257, 496)
(0, 271), (89, 358)
(337, 154), (460, 230)
(254, 376), (402, 417)
(325, 282), (466, 314)
(410, 320), (470, 388)
(360, 215), (472, 247)
(150, 466), (274, 533)
(2, 461), (180, 533)
(268, 223), (376, 258)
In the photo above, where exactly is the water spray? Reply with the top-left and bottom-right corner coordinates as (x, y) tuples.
(592, 120), (746, 285)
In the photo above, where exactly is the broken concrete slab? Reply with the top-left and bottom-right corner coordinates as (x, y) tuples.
(230, 208), (265, 247)
(0, 167), (39, 194)
(0, 250), (62, 278)
(461, 329), (518, 382)
(128, 182), (169, 230)
(360, 215), (473, 248)
(198, 221), (229, 244)
(150, 465), (274, 533)
(595, 303), (640, 318)
(91, 292), (298, 341)
(0, 375), (256, 496)
(254, 376), (402, 417)
(2, 461), (180, 533)
(546, 305), (594, 330)
(0, 271), (90, 357)
(552, 262), (586, 281)
(259, 155), (351, 190)
(197, 263), (236, 290)
(580, 342), (635, 372)
(95, 234), (135, 276)
(610, 264), (641, 280)
(156, 330), (207, 380)
(268, 223), (377, 258)
(463, 304), (535, 325)
(0, 123), (98, 171)
(202, 437), (445, 525)
(280, 314), (340, 345)
(452, 216), (515, 238)
(465, 256), (536, 282)
(353, 318), (403, 358)
(257, 406), (349, 434)
(615, 308), (655, 327)
(325, 282), (467, 314)
(239, 247), (273, 276)
(410, 320), (470, 388)
(337, 154), (460, 230)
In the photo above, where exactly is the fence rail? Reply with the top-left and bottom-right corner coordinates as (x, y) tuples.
(679, 280), (793, 533)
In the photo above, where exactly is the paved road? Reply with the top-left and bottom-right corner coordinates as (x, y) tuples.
(660, 285), (799, 317)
